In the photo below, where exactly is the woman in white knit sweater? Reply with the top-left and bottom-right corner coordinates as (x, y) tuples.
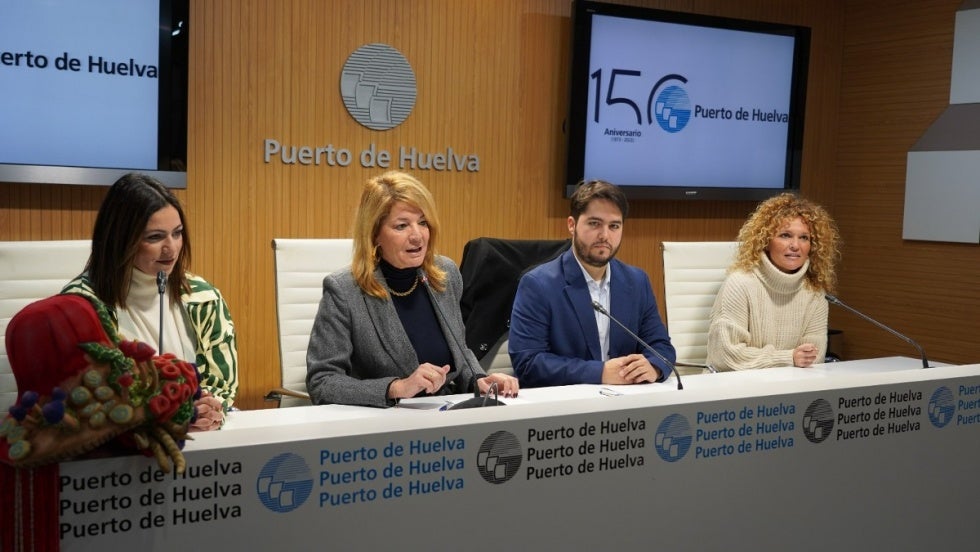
(707, 193), (841, 371)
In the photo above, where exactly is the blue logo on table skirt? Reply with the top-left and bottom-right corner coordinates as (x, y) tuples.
(654, 413), (691, 462)
(256, 452), (313, 513)
(928, 386), (955, 428)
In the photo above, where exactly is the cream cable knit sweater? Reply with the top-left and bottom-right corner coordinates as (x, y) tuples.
(706, 254), (827, 371)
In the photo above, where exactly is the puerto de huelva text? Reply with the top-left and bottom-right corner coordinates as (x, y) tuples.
(264, 140), (480, 172)
(957, 384), (980, 425)
(59, 460), (243, 539)
(319, 437), (466, 507)
(694, 402), (795, 458)
(1, 51), (158, 77)
(525, 418), (647, 479)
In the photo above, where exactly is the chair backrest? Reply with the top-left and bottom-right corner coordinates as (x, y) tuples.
(478, 334), (513, 375)
(661, 241), (739, 372)
(0, 240), (91, 411)
(459, 237), (570, 376)
(271, 238), (353, 407)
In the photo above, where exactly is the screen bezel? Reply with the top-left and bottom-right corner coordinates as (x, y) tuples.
(0, 0), (189, 188)
(564, 0), (811, 201)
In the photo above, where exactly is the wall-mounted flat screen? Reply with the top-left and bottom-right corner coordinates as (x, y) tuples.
(565, 0), (810, 200)
(0, 0), (188, 188)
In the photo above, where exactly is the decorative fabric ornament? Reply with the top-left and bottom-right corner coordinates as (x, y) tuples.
(0, 294), (201, 552)
(1, 294), (199, 470)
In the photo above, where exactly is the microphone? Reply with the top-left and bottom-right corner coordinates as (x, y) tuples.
(156, 270), (167, 353)
(417, 268), (504, 409)
(825, 294), (930, 368)
(591, 300), (682, 390)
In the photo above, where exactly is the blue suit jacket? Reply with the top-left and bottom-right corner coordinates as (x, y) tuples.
(509, 249), (675, 387)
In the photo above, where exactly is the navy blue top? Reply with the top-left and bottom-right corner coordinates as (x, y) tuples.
(379, 259), (454, 374)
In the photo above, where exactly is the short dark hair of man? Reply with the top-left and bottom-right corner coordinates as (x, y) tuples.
(569, 179), (629, 221)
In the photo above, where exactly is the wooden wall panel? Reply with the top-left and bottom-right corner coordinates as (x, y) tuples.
(835, 0), (980, 366)
(3, 0), (852, 409)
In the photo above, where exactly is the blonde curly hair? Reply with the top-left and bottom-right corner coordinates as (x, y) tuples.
(732, 193), (841, 293)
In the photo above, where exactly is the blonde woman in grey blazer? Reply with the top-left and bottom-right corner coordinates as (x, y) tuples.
(306, 171), (519, 407)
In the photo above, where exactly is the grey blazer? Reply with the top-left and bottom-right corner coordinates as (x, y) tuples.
(306, 255), (486, 407)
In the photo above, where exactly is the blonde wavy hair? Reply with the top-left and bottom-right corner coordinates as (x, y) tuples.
(351, 171), (447, 298)
(732, 193), (841, 293)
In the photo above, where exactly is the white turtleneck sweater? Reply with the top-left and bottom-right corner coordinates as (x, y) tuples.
(116, 269), (197, 362)
(706, 254), (828, 371)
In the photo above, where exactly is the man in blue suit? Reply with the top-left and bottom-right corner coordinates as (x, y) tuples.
(509, 180), (675, 387)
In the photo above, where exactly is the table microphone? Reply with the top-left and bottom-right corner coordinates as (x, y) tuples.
(591, 300), (683, 390)
(417, 268), (504, 409)
(825, 294), (930, 368)
(157, 270), (167, 353)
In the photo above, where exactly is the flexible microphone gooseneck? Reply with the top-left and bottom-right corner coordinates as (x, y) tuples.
(417, 268), (504, 409)
(156, 271), (167, 353)
(591, 300), (683, 390)
(825, 294), (930, 369)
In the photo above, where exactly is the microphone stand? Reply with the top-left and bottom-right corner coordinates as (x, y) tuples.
(417, 269), (504, 408)
(157, 271), (167, 353)
(592, 301), (683, 390)
(825, 294), (930, 369)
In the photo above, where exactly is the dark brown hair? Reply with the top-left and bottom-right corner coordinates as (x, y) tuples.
(86, 173), (191, 306)
(569, 179), (629, 221)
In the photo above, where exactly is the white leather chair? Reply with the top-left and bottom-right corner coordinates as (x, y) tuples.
(661, 241), (739, 375)
(479, 335), (513, 375)
(0, 240), (91, 411)
(270, 238), (353, 407)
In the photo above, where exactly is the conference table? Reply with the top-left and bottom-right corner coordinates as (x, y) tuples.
(57, 357), (980, 551)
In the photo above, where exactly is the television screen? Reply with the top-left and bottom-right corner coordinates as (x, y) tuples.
(565, 1), (810, 200)
(0, 0), (188, 188)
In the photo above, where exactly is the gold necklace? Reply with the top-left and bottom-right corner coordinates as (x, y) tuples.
(387, 276), (419, 297)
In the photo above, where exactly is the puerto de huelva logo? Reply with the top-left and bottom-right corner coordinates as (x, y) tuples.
(263, 41), (480, 171)
(257, 453), (314, 513)
(652, 74), (691, 133)
(592, 69), (789, 138)
(340, 43), (417, 131)
(928, 386), (954, 428)
(477, 430), (523, 484)
(802, 398), (834, 443)
(654, 413), (692, 462)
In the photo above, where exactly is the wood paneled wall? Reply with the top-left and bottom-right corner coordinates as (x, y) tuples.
(3, 0), (974, 410)
(834, 0), (980, 366)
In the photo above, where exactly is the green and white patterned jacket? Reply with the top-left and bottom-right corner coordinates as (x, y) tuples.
(61, 273), (239, 410)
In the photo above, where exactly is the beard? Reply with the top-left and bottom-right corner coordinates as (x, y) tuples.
(572, 230), (619, 268)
